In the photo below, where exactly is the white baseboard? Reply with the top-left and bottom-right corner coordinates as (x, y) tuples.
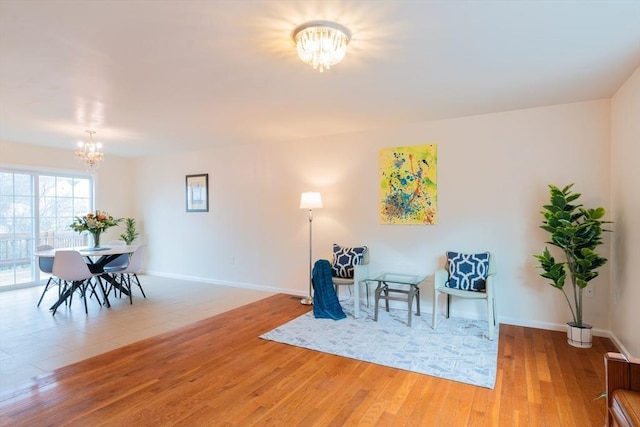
(143, 270), (307, 297)
(144, 270), (632, 356)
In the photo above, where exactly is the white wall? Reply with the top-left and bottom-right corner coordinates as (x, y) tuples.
(134, 99), (613, 333)
(0, 141), (137, 243)
(610, 67), (640, 357)
(1, 76), (633, 347)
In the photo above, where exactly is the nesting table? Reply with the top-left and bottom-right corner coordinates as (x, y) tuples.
(366, 272), (427, 326)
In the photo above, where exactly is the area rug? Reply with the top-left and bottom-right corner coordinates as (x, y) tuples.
(260, 302), (498, 389)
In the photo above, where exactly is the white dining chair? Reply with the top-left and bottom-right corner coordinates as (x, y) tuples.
(103, 245), (146, 304)
(103, 240), (130, 271)
(51, 250), (104, 315)
(36, 244), (63, 307)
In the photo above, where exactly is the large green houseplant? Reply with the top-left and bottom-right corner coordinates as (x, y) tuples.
(534, 184), (611, 348)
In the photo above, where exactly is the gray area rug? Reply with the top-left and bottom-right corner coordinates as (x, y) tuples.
(260, 301), (498, 388)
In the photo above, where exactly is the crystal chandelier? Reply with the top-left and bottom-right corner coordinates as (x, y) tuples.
(75, 130), (104, 171)
(292, 21), (351, 72)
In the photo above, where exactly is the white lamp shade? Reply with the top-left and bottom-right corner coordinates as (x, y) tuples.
(300, 192), (323, 209)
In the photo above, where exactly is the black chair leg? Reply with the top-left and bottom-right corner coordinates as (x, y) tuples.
(119, 275), (125, 298)
(68, 282), (74, 308)
(445, 294), (451, 318)
(132, 274), (146, 298)
(87, 279), (100, 303)
(94, 276), (110, 307)
(78, 281), (89, 314)
(37, 277), (54, 307)
(126, 274), (133, 304)
(51, 281), (72, 315)
(57, 279), (67, 306)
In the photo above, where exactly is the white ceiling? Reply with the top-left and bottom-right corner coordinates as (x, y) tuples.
(1, 0), (639, 158)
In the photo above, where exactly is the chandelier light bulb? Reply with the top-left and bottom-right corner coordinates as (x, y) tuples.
(75, 130), (105, 172)
(292, 21), (351, 72)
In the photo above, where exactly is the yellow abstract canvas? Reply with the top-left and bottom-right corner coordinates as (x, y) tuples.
(379, 144), (437, 224)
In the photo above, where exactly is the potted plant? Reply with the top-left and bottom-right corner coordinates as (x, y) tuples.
(119, 217), (140, 245)
(534, 184), (611, 348)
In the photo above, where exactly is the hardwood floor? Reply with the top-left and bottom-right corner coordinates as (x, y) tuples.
(0, 275), (275, 394)
(0, 293), (618, 426)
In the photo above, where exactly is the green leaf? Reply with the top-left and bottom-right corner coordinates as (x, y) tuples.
(560, 183), (575, 193)
(589, 207), (606, 219)
(565, 193), (581, 203)
(594, 391), (607, 400)
(551, 194), (567, 209)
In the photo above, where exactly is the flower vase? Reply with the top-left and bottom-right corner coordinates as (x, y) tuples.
(90, 231), (102, 249)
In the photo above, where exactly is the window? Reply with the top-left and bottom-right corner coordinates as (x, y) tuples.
(0, 169), (94, 290)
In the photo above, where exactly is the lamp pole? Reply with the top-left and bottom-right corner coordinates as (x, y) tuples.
(299, 192), (323, 305)
(301, 208), (314, 305)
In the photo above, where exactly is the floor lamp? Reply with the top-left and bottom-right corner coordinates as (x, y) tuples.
(300, 191), (323, 305)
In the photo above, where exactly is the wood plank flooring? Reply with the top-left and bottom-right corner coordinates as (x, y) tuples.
(0, 293), (618, 426)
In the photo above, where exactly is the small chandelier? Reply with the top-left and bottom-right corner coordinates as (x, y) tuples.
(75, 130), (104, 171)
(292, 21), (351, 72)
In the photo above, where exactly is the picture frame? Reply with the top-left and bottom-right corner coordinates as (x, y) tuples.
(185, 174), (209, 212)
(379, 144), (437, 225)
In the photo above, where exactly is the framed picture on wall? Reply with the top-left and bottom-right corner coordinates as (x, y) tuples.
(186, 174), (209, 212)
(379, 144), (437, 225)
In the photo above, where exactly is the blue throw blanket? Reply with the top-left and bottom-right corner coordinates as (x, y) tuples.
(312, 259), (346, 320)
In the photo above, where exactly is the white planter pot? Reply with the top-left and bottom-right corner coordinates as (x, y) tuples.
(566, 322), (593, 348)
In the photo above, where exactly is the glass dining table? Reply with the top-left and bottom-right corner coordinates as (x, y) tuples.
(34, 245), (139, 312)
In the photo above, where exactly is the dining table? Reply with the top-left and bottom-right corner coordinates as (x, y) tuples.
(34, 245), (139, 312)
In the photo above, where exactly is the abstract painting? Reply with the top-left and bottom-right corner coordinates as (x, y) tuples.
(379, 144), (437, 224)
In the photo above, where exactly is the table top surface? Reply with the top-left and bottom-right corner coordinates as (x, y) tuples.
(365, 272), (427, 286)
(35, 245), (139, 257)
